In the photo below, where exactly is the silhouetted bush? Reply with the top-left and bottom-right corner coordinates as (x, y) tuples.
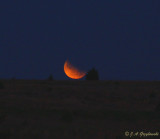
(114, 81), (120, 90)
(116, 135), (123, 139)
(114, 81), (120, 85)
(155, 102), (160, 111)
(149, 92), (156, 98)
(0, 113), (7, 124)
(48, 74), (54, 81)
(11, 77), (16, 80)
(47, 87), (52, 92)
(85, 68), (99, 80)
(0, 130), (11, 139)
(0, 82), (4, 89)
(60, 110), (74, 123)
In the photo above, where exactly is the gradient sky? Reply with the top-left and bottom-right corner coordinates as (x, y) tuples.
(0, 0), (160, 80)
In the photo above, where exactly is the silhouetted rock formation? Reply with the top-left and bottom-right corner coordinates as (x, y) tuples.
(85, 68), (99, 80)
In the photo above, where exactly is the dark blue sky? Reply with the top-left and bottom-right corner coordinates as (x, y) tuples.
(0, 0), (160, 80)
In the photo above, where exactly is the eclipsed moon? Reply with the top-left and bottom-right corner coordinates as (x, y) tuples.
(64, 59), (86, 79)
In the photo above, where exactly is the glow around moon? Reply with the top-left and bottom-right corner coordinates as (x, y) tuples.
(64, 60), (86, 79)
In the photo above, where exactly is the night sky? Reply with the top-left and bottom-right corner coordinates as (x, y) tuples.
(0, 0), (160, 80)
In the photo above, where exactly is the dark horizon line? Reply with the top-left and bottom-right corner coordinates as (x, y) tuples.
(0, 78), (160, 82)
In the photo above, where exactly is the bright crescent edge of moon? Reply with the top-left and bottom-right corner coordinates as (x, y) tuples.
(64, 60), (86, 79)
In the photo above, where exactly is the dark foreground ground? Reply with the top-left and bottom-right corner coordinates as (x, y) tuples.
(0, 79), (160, 139)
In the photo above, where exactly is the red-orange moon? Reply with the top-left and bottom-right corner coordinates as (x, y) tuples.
(64, 60), (86, 79)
